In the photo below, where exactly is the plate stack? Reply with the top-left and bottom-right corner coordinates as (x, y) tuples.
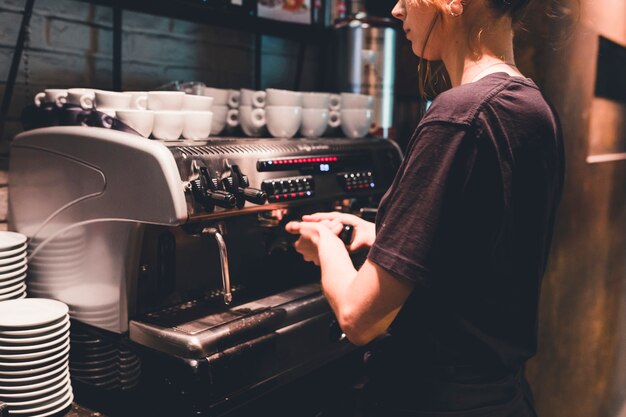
(0, 298), (73, 416)
(69, 327), (142, 392)
(27, 231), (85, 299)
(57, 283), (119, 330)
(0, 232), (28, 301)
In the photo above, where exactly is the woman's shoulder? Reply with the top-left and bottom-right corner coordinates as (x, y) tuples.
(421, 72), (544, 128)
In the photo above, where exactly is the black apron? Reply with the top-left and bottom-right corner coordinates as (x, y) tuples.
(361, 343), (539, 417)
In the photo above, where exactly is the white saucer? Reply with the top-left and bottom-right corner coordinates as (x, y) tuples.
(0, 374), (70, 400)
(0, 232), (27, 251)
(0, 244), (28, 259)
(0, 264), (28, 280)
(5, 382), (71, 410)
(0, 363), (66, 390)
(0, 316), (67, 338)
(0, 285), (26, 301)
(0, 282), (26, 296)
(0, 358), (68, 383)
(0, 339), (69, 363)
(0, 258), (27, 274)
(0, 298), (68, 328)
(0, 321), (70, 345)
(0, 348), (69, 374)
(23, 390), (73, 417)
(0, 253), (26, 266)
(0, 274), (26, 289)
(0, 330), (69, 352)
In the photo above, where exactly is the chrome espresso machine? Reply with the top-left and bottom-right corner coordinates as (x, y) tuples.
(8, 126), (402, 416)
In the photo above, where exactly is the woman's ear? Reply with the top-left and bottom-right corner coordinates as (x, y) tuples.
(446, 0), (464, 16)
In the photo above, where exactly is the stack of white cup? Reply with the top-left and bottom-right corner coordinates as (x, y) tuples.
(238, 88), (267, 137)
(339, 93), (374, 139)
(299, 93), (331, 139)
(264, 88), (303, 139)
(203, 87), (240, 136)
(89, 90), (214, 140)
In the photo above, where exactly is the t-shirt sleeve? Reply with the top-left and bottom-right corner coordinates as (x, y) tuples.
(368, 122), (477, 286)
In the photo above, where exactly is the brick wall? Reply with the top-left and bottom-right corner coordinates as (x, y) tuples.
(0, 0), (323, 230)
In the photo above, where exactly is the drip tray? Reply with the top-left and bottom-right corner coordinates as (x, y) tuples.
(129, 283), (329, 358)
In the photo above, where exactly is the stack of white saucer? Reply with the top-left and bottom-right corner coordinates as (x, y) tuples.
(0, 232), (28, 301)
(0, 298), (73, 416)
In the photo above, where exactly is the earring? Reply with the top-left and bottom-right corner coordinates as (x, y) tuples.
(447, 0), (463, 17)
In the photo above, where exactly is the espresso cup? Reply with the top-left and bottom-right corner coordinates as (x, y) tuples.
(329, 94), (341, 111)
(204, 87), (230, 106)
(115, 110), (154, 138)
(183, 94), (214, 111)
(34, 89), (68, 107)
(328, 110), (341, 129)
(95, 91), (132, 110)
(147, 91), (185, 111)
(66, 88), (96, 109)
(239, 106), (266, 137)
(124, 91), (148, 110)
(340, 109), (373, 139)
(152, 111), (184, 141)
(96, 108), (117, 118)
(302, 92), (330, 109)
(240, 89), (266, 108)
(211, 105), (239, 136)
(300, 109), (329, 138)
(340, 93), (373, 109)
(265, 106), (302, 138)
(265, 88), (303, 107)
(183, 111), (213, 141)
(228, 90), (240, 108)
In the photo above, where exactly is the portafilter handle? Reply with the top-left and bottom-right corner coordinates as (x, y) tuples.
(202, 227), (233, 305)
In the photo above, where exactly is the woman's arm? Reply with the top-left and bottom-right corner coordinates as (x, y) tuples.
(286, 221), (415, 346)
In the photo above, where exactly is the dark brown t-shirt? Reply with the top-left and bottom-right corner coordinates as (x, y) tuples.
(368, 72), (565, 372)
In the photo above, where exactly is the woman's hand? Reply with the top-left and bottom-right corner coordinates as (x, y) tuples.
(301, 212), (376, 253)
(285, 221), (343, 265)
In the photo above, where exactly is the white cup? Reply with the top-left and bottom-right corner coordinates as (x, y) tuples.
(116, 110), (154, 138)
(302, 92), (330, 109)
(239, 106), (266, 137)
(265, 106), (302, 138)
(183, 94), (214, 111)
(147, 91), (185, 111)
(124, 91), (148, 110)
(183, 111), (213, 141)
(265, 88), (303, 107)
(300, 109), (329, 138)
(66, 88), (96, 109)
(152, 111), (184, 141)
(211, 105), (239, 136)
(328, 110), (341, 129)
(240, 89), (266, 108)
(341, 109), (373, 139)
(340, 93), (373, 109)
(95, 91), (132, 110)
(96, 108), (117, 118)
(204, 87), (230, 106)
(34, 89), (68, 107)
(228, 90), (240, 108)
(329, 94), (341, 111)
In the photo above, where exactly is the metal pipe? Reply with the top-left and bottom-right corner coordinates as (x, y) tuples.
(202, 227), (233, 305)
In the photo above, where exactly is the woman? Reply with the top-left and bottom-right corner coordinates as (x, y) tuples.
(286, 0), (564, 415)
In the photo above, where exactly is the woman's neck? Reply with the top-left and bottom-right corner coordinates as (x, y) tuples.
(441, 19), (521, 87)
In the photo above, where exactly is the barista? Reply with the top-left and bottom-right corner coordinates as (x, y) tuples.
(286, 0), (565, 415)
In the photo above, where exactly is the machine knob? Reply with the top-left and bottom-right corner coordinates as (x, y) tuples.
(206, 190), (237, 209)
(239, 187), (268, 205)
(338, 224), (354, 245)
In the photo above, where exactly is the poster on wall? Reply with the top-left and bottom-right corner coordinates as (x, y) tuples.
(257, 0), (312, 24)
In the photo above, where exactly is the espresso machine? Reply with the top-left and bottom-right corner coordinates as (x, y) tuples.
(8, 126), (402, 415)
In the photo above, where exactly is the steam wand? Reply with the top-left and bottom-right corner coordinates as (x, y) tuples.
(202, 226), (233, 305)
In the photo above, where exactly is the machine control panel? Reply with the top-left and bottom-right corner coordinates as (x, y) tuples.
(337, 171), (376, 191)
(262, 176), (315, 202)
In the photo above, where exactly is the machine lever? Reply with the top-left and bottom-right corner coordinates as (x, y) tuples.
(338, 224), (354, 245)
(203, 227), (233, 305)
